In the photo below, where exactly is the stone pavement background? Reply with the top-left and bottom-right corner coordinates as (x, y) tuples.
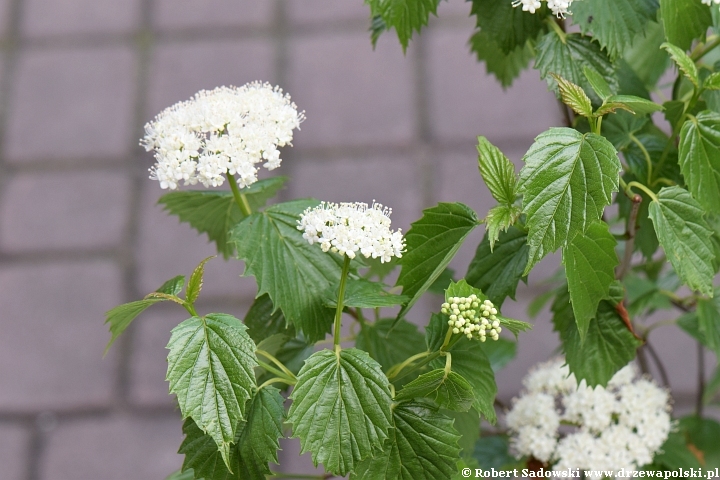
(0, 1), (715, 479)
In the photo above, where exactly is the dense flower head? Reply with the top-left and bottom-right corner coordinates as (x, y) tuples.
(702, 0), (720, 5)
(142, 82), (304, 190)
(441, 296), (502, 341)
(511, 0), (573, 17)
(297, 201), (405, 262)
(506, 359), (672, 474)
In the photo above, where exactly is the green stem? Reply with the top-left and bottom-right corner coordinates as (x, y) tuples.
(333, 256), (352, 347)
(441, 324), (455, 350)
(392, 351), (442, 384)
(626, 180), (659, 203)
(256, 350), (297, 381)
(443, 352), (452, 376)
(628, 133), (653, 184)
(256, 360), (294, 382)
(546, 16), (567, 43)
(269, 473), (332, 480)
(257, 377), (294, 391)
(595, 115), (603, 135)
(226, 171), (252, 216)
(692, 35), (720, 62)
(387, 351), (431, 379)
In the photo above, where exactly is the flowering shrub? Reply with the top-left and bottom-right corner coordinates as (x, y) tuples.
(103, 0), (720, 478)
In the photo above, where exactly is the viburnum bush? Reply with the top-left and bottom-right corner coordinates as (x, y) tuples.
(104, 1), (720, 479)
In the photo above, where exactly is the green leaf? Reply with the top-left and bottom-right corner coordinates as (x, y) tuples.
(583, 66), (614, 101)
(552, 291), (641, 387)
(518, 128), (621, 274)
(439, 340), (498, 423)
(243, 294), (291, 345)
(472, 435), (520, 471)
(484, 204), (522, 250)
(157, 275), (185, 296)
(395, 203), (478, 321)
(534, 32), (618, 104)
(471, 34), (535, 88)
(428, 267), (456, 294)
(660, 0), (711, 51)
(469, 0), (548, 54)
(552, 73), (593, 117)
(679, 111), (720, 213)
(231, 199), (344, 343)
(664, 100), (687, 132)
(186, 256), (214, 305)
(477, 136), (518, 205)
(571, 0), (659, 59)
(395, 368), (475, 412)
(446, 408), (480, 460)
(595, 95), (665, 116)
(678, 416), (720, 469)
(705, 72), (720, 90)
(562, 221), (619, 341)
(105, 300), (163, 354)
(465, 226), (529, 307)
(165, 470), (196, 480)
(481, 338), (516, 372)
(426, 312), (449, 352)
(287, 348), (393, 476)
(159, 177), (287, 259)
(704, 366), (720, 405)
(167, 313), (258, 466)
(648, 186), (715, 296)
(364, 255), (399, 281)
(352, 402), (461, 480)
(104, 275), (186, 354)
(356, 318), (426, 373)
(179, 386), (284, 480)
(697, 297), (720, 356)
(325, 277), (409, 309)
(624, 20), (670, 89)
(661, 42), (700, 88)
(366, 0), (441, 51)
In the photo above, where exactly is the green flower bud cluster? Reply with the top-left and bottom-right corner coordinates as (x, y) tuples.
(441, 295), (501, 342)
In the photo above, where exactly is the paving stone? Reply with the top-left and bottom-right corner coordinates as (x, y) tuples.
(287, 0), (369, 24)
(136, 180), (258, 299)
(41, 414), (182, 480)
(0, 424), (30, 480)
(289, 153), (423, 233)
(6, 46), (136, 164)
(426, 29), (561, 144)
(153, 0), (274, 30)
(287, 32), (416, 149)
(146, 38), (276, 121)
(0, 262), (120, 411)
(127, 303), (183, 407)
(0, 171), (130, 252)
(22, 0), (141, 37)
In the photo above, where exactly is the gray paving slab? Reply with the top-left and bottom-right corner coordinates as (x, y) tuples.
(0, 262), (120, 411)
(41, 414), (182, 480)
(21, 0), (141, 37)
(6, 46), (137, 164)
(287, 32), (416, 149)
(426, 29), (561, 144)
(0, 171), (130, 252)
(0, 423), (30, 480)
(145, 38), (276, 121)
(153, 0), (274, 30)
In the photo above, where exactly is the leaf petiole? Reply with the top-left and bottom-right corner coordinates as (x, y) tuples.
(226, 170), (252, 216)
(387, 351), (431, 380)
(256, 350), (297, 382)
(626, 180), (658, 203)
(333, 256), (352, 347)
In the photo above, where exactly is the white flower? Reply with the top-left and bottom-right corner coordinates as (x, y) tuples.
(297, 201), (405, 263)
(512, 0), (542, 13)
(506, 359), (672, 472)
(142, 82), (304, 190)
(547, 0), (573, 17)
(702, 0), (720, 5)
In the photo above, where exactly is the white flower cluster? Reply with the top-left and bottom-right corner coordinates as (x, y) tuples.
(142, 82), (304, 190)
(702, 0), (720, 5)
(297, 201), (405, 263)
(506, 359), (672, 473)
(511, 0), (573, 18)
(441, 296), (502, 341)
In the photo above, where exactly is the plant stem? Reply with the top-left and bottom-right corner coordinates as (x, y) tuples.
(387, 351), (430, 379)
(617, 193), (642, 280)
(626, 180), (658, 203)
(393, 351), (442, 384)
(256, 360), (294, 383)
(257, 377), (294, 391)
(226, 171), (252, 216)
(697, 340), (705, 417)
(333, 256), (352, 347)
(628, 133), (653, 184)
(256, 349), (297, 381)
(692, 35), (720, 62)
(269, 473), (333, 479)
(644, 341), (670, 389)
